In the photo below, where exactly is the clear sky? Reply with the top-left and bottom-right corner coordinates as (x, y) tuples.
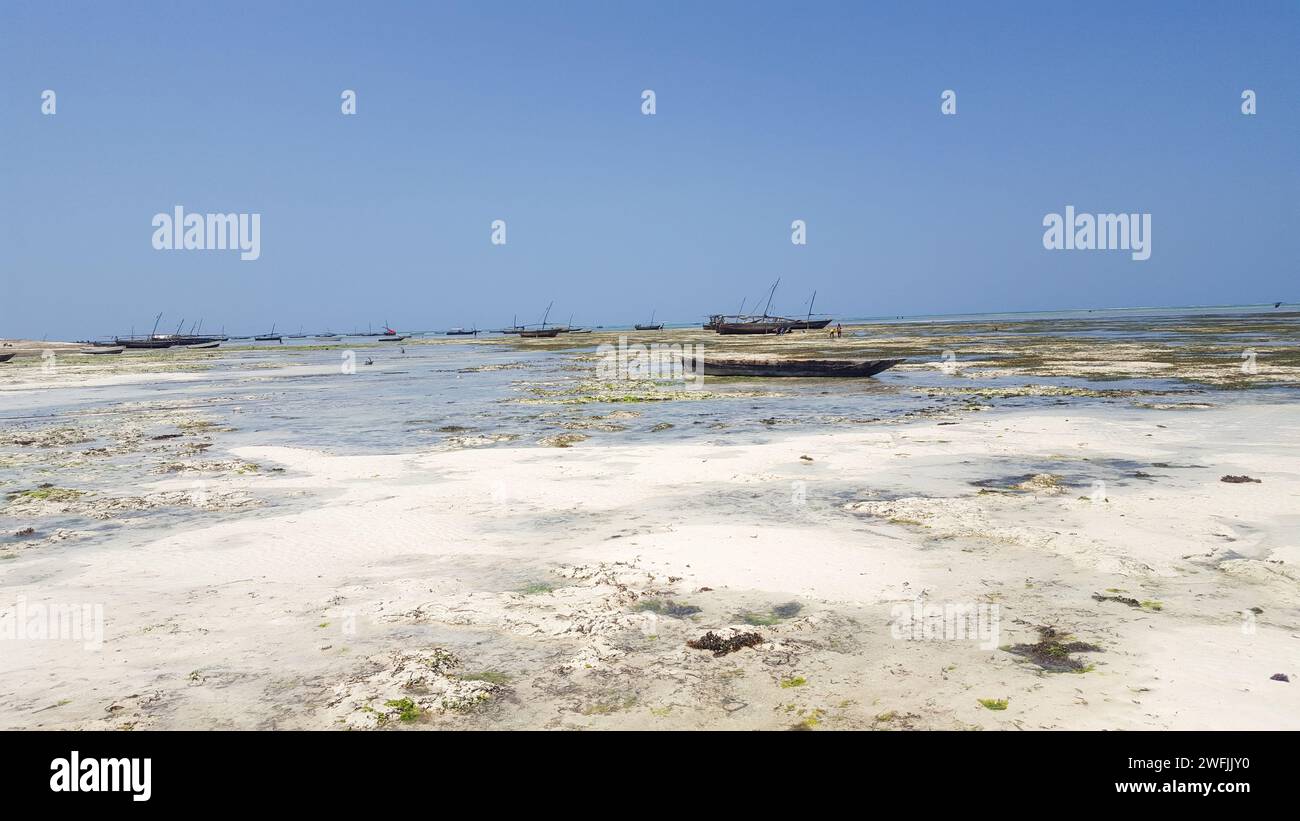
(2, 0), (1296, 338)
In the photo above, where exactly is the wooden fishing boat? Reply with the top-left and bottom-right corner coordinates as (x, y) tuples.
(116, 338), (174, 349)
(179, 341), (221, 349)
(515, 303), (561, 338)
(714, 319), (795, 335)
(254, 334), (282, 342)
(635, 309), (663, 330)
(681, 355), (903, 378)
(0, 353), (15, 363)
(446, 328), (479, 336)
(376, 334), (410, 342)
(788, 318), (833, 330)
(79, 346), (125, 355)
(496, 315), (526, 334)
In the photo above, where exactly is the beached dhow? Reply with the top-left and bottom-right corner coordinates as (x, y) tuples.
(682, 355), (903, 378)
(517, 302), (562, 337)
(115, 313), (175, 348)
(635, 309), (664, 331)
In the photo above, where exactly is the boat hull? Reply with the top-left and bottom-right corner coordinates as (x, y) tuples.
(714, 322), (794, 335)
(684, 356), (903, 378)
(788, 318), (833, 330)
(518, 329), (561, 338)
(115, 339), (174, 349)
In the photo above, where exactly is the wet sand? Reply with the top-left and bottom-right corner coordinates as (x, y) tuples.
(1, 313), (1297, 729)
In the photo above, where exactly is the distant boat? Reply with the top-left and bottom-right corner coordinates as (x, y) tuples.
(788, 290), (833, 330)
(315, 334), (341, 341)
(79, 346), (124, 355)
(635, 309), (663, 331)
(682, 355), (903, 378)
(517, 302), (560, 337)
(554, 313), (586, 333)
(495, 314), (527, 334)
(706, 280), (831, 333)
(255, 324), (282, 342)
(713, 318), (795, 335)
(447, 326), (479, 336)
(116, 312), (174, 348)
(179, 341), (221, 349)
(0, 353), (15, 363)
(376, 335), (410, 342)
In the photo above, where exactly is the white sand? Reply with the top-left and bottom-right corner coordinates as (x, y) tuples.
(1, 403), (1297, 729)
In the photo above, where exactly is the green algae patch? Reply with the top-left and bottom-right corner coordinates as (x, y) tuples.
(636, 599), (701, 618)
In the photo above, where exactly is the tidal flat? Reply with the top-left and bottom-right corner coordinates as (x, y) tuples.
(1, 309), (1296, 729)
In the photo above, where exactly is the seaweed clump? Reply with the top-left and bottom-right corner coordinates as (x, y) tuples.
(1006, 626), (1101, 673)
(1092, 592), (1141, 608)
(638, 599), (701, 618)
(687, 630), (764, 657)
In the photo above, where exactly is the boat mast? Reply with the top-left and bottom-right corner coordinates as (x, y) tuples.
(539, 301), (553, 329)
(761, 278), (781, 318)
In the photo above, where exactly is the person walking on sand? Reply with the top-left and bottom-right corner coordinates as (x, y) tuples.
(834, 323), (843, 338)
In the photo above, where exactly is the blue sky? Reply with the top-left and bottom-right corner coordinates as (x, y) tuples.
(2, 1), (1297, 338)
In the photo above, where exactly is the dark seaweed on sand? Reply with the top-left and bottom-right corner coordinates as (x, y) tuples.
(1006, 626), (1101, 672)
(687, 631), (764, 657)
(1092, 592), (1141, 608)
